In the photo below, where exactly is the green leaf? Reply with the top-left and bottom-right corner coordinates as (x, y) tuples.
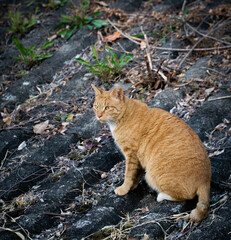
(76, 58), (91, 66)
(161, 37), (166, 44)
(37, 54), (53, 60)
(88, 66), (100, 74)
(91, 46), (99, 63)
(54, 22), (64, 30)
(13, 37), (28, 56)
(60, 14), (72, 23)
(106, 46), (117, 60)
(91, 19), (108, 28)
(132, 33), (157, 38)
(26, 19), (37, 28)
(65, 25), (77, 39)
(86, 24), (93, 30)
(119, 54), (133, 66)
(57, 29), (69, 37)
(183, 8), (189, 16)
(28, 45), (36, 52)
(85, 16), (93, 23)
(91, 11), (102, 17)
(14, 56), (23, 61)
(41, 41), (53, 50)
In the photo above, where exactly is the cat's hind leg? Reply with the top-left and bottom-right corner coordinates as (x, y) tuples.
(130, 168), (144, 190)
(157, 192), (173, 202)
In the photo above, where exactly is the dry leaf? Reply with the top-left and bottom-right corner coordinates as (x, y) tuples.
(18, 141), (27, 151)
(103, 31), (121, 42)
(209, 149), (224, 157)
(48, 34), (57, 41)
(96, 1), (108, 7)
(205, 87), (215, 96)
(67, 113), (74, 121)
(176, 73), (185, 78)
(214, 122), (227, 131)
(33, 120), (49, 134)
(1, 108), (11, 126)
(101, 172), (107, 179)
(223, 118), (230, 124)
(140, 40), (146, 50)
(59, 122), (69, 135)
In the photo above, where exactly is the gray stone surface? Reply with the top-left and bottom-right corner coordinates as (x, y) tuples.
(148, 87), (186, 111)
(0, 0), (230, 239)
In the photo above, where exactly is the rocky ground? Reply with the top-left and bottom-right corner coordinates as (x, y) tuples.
(0, 0), (231, 239)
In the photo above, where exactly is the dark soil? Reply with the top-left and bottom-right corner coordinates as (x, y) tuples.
(0, 0), (230, 239)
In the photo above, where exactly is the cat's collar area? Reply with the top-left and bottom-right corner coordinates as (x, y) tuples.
(107, 121), (117, 133)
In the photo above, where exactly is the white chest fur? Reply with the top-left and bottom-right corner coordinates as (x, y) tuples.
(108, 122), (117, 133)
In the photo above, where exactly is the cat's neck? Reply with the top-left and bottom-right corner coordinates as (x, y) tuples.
(108, 121), (117, 133)
(107, 97), (143, 133)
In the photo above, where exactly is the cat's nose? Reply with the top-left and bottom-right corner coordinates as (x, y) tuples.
(97, 113), (103, 118)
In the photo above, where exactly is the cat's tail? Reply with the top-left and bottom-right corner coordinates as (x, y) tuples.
(190, 183), (210, 222)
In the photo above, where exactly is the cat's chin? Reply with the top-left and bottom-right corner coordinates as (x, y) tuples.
(97, 118), (107, 123)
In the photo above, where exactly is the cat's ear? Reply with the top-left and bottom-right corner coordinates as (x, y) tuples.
(91, 84), (103, 96)
(111, 87), (124, 101)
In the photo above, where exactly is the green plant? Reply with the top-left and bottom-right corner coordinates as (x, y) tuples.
(42, 0), (67, 9)
(13, 37), (53, 66)
(7, 8), (38, 34)
(76, 46), (133, 79)
(55, 0), (108, 39)
(54, 113), (73, 122)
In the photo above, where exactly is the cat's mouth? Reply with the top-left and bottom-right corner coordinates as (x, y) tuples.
(97, 116), (106, 123)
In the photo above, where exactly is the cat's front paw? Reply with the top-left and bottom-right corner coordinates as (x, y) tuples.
(114, 185), (129, 196)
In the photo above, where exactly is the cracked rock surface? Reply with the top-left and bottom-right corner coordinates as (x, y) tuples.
(0, 0), (230, 239)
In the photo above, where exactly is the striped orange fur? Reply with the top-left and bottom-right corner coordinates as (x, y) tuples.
(92, 84), (211, 222)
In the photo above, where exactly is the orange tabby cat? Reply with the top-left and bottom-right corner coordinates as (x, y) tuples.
(91, 84), (211, 222)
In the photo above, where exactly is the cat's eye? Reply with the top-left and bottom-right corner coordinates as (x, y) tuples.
(105, 106), (110, 110)
(94, 105), (98, 109)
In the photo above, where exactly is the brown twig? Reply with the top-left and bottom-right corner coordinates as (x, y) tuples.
(174, 78), (195, 87)
(178, 18), (228, 69)
(199, 67), (227, 77)
(185, 22), (231, 45)
(44, 212), (71, 218)
(0, 150), (9, 170)
(140, 26), (153, 70)
(107, 18), (141, 45)
(107, 18), (231, 53)
(151, 45), (231, 52)
(208, 95), (231, 102)
(7, 214), (33, 240)
(0, 110), (60, 132)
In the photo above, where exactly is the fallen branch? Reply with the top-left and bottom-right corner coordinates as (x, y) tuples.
(178, 36), (206, 69)
(0, 150), (9, 170)
(0, 227), (25, 240)
(8, 214), (33, 240)
(0, 110), (60, 132)
(107, 18), (231, 54)
(178, 18), (230, 69)
(44, 212), (72, 218)
(151, 45), (231, 52)
(208, 95), (231, 102)
(174, 78), (195, 87)
(185, 22), (231, 45)
(152, 61), (168, 85)
(199, 67), (227, 77)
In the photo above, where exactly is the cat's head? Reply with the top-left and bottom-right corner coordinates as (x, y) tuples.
(91, 84), (125, 123)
